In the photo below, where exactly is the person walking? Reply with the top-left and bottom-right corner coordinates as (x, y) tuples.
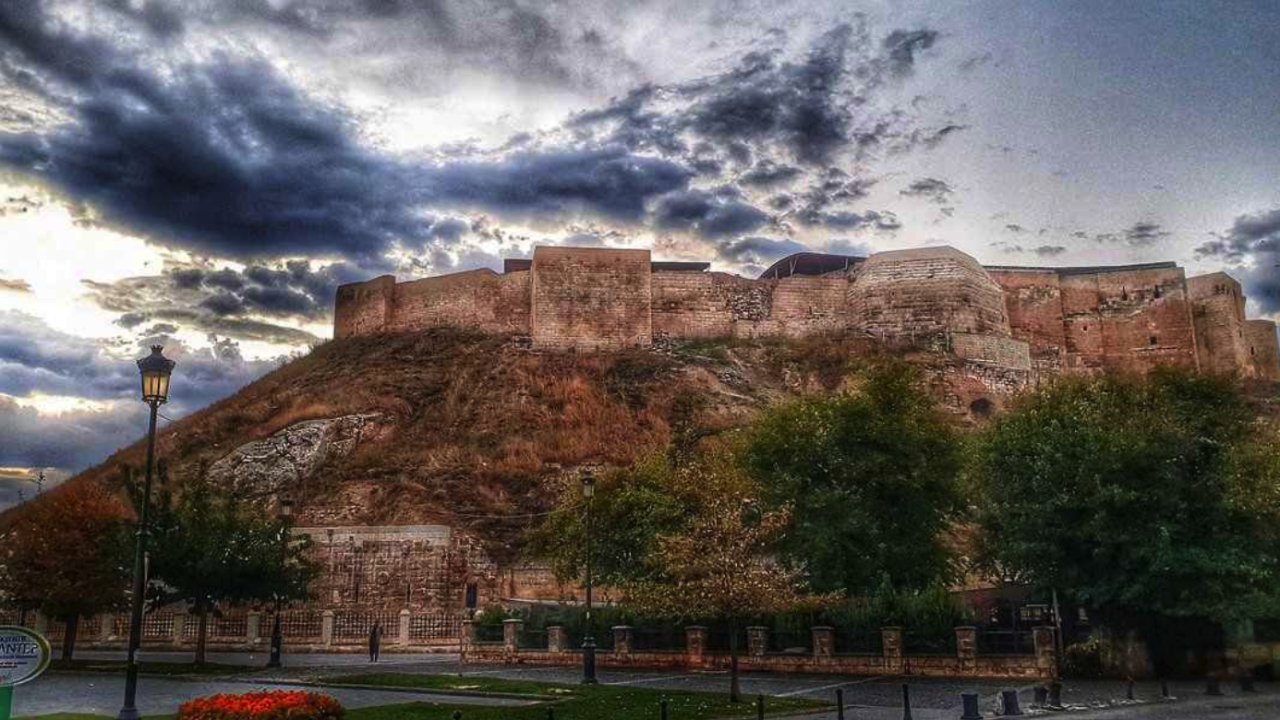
(368, 620), (382, 663)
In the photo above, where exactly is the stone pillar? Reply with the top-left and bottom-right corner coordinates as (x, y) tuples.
(1033, 626), (1057, 678)
(547, 625), (568, 653)
(399, 609), (411, 647)
(685, 626), (708, 664)
(812, 626), (835, 660)
(881, 626), (904, 673)
(99, 614), (115, 643)
(171, 613), (186, 646)
(246, 611), (261, 644)
(321, 610), (335, 647)
(503, 619), (523, 654)
(955, 626), (977, 672)
(461, 620), (476, 649)
(746, 626), (768, 657)
(612, 625), (634, 656)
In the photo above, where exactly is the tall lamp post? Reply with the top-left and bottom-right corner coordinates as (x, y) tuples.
(267, 498), (294, 668)
(118, 346), (175, 720)
(580, 468), (597, 685)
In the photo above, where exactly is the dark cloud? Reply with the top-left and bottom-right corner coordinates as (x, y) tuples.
(1195, 208), (1280, 313)
(652, 190), (769, 239)
(882, 29), (939, 76)
(0, 277), (32, 293)
(106, 0), (185, 38)
(1034, 245), (1067, 257)
(1123, 221), (1170, 247)
(900, 177), (954, 204)
(714, 236), (809, 270)
(740, 161), (801, 187)
(1005, 224), (1026, 233)
(0, 1), (691, 263)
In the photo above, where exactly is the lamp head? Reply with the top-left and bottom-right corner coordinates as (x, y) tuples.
(137, 345), (175, 405)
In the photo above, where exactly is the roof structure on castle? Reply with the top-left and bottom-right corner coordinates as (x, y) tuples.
(758, 252), (865, 280)
(503, 257), (709, 273)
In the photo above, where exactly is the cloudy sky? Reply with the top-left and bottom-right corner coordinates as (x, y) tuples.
(1, 0), (1278, 505)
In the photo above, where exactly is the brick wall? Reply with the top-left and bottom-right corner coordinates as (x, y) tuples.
(1245, 319), (1280, 381)
(334, 275), (394, 338)
(531, 246), (652, 349)
(386, 268), (530, 335)
(987, 268), (1066, 369)
(1189, 273), (1251, 376)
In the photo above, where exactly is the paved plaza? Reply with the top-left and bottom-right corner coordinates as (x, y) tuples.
(14, 651), (1279, 718)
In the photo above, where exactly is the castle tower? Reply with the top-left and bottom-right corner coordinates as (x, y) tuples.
(1188, 273), (1251, 376)
(1245, 319), (1280, 381)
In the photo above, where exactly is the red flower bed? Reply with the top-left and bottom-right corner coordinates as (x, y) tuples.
(178, 690), (343, 720)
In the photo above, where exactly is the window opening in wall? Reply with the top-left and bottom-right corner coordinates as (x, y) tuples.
(1149, 336), (1158, 346)
(1121, 287), (1128, 301)
(1154, 285), (1162, 298)
(465, 583), (478, 609)
(970, 398), (994, 418)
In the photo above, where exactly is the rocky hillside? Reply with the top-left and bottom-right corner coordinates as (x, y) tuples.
(27, 330), (917, 560)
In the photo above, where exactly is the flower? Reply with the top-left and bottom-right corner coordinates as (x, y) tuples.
(177, 690), (343, 720)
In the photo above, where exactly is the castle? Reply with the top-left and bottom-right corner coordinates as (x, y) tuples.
(335, 245), (1280, 396)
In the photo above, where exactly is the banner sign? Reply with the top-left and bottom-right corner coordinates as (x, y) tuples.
(0, 626), (50, 687)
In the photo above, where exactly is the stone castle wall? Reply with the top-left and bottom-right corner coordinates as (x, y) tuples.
(334, 245), (1279, 382)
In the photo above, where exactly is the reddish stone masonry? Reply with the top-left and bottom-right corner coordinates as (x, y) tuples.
(335, 245), (1280, 383)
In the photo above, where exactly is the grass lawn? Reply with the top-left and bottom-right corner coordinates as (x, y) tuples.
(317, 674), (827, 719)
(49, 658), (256, 676)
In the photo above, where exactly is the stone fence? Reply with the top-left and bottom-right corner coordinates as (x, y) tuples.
(462, 622), (1058, 680)
(0, 609), (464, 652)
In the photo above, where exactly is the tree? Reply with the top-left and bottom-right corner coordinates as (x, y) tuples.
(742, 360), (962, 594)
(0, 481), (130, 659)
(624, 460), (834, 702)
(971, 370), (1280, 670)
(133, 467), (316, 665)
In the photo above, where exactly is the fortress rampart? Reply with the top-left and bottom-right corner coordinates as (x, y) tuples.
(335, 245), (1280, 382)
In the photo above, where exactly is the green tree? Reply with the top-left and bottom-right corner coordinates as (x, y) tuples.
(624, 460), (834, 702)
(742, 360), (962, 594)
(132, 467), (316, 664)
(971, 370), (1280, 668)
(0, 481), (130, 659)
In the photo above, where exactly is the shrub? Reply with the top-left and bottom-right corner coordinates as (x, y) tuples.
(1062, 638), (1106, 679)
(178, 691), (343, 720)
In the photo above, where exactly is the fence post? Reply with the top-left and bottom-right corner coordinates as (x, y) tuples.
(746, 626), (768, 657)
(171, 613), (186, 646)
(955, 626), (977, 672)
(547, 625), (567, 654)
(812, 626), (835, 660)
(99, 613), (115, 643)
(503, 619), (524, 655)
(461, 619), (475, 651)
(33, 611), (48, 636)
(881, 626), (904, 674)
(399, 609), (411, 647)
(246, 611), (261, 644)
(321, 610), (335, 647)
(1032, 626), (1056, 678)
(685, 626), (708, 666)
(612, 625), (634, 656)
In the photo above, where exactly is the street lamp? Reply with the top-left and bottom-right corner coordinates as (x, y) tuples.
(580, 468), (597, 685)
(267, 498), (294, 668)
(118, 346), (175, 720)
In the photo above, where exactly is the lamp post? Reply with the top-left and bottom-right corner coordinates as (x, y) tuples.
(118, 346), (174, 720)
(580, 468), (597, 685)
(267, 498), (294, 668)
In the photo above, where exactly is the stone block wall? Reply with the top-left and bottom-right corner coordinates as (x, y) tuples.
(531, 246), (652, 349)
(333, 245), (1277, 381)
(1246, 319), (1280, 380)
(298, 525), (498, 611)
(1189, 273), (1251, 376)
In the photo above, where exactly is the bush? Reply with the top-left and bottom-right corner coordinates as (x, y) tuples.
(1062, 638), (1106, 679)
(178, 691), (343, 720)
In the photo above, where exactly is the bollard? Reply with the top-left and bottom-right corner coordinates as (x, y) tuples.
(1126, 680), (1135, 700)
(960, 691), (982, 720)
(902, 683), (912, 720)
(1033, 686), (1047, 706)
(1001, 689), (1022, 716)
(756, 694), (765, 720)
(1242, 674), (1256, 692)
(1206, 676), (1222, 696)
(836, 688), (845, 720)
(660, 698), (668, 720)
(1048, 681), (1062, 708)
(1160, 678), (1170, 698)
